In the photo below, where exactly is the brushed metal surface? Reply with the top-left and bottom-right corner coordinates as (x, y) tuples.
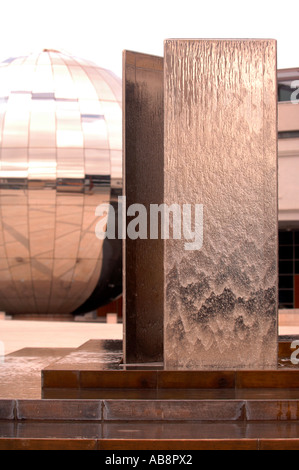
(0, 50), (122, 316)
(164, 39), (278, 369)
(123, 51), (164, 363)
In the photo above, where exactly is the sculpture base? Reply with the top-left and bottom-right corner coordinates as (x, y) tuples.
(42, 338), (299, 398)
(1, 339), (299, 449)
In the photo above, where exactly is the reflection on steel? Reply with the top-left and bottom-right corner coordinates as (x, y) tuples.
(0, 50), (122, 316)
(123, 51), (164, 364)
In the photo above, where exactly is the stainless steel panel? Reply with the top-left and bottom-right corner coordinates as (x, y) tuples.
(123, 50), (164, 363)
(54, 205), (83, 259)
(68, 66), (99, 100)
(1, 203), (29, 259)
(52, 64), (77, 100)
(1, 148), (28, 176)
(84, 149), (110, 176)
(56, 100), (83, 148)
(164, 39), (278, 370)
(56, 148), (84, 179)
(28, 148), (56, 182)
(2, 92), (31, 147)
(84, 67), (119, 101)
(97, 68), (122, 102)
(29, 98), (56, 147)
(81, 112), (108, 149)
(110, 149), (122, 184)
(29, 205), (55, 258)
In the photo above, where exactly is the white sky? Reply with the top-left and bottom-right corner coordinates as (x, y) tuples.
(0, 0), (298, 77)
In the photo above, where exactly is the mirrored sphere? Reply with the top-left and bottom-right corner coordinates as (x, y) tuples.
(0, 50), (122, 317)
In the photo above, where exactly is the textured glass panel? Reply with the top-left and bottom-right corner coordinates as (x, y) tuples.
(163, 39), (277, 370)
(100, 101), (122, 150)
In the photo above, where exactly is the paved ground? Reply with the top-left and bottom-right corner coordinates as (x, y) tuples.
(0, 311), (298, 357)
(0, 312), (298, 400)
(0, 312), (298, 356)
(0, 319), (123, 399)
(0, 319), (123, 355)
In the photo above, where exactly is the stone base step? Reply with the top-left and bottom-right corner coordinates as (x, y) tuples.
(41, 339), (299, 396)
(2, 338), (299, 449)
(1, 438), (299, 450)
(3, 396), (299, 421)
(2, 421), (299, 450)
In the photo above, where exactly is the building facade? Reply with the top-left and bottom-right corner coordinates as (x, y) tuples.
(278, 67), (299, 308)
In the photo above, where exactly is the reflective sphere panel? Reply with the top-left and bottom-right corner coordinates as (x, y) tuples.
(0, 50), (122, 315)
